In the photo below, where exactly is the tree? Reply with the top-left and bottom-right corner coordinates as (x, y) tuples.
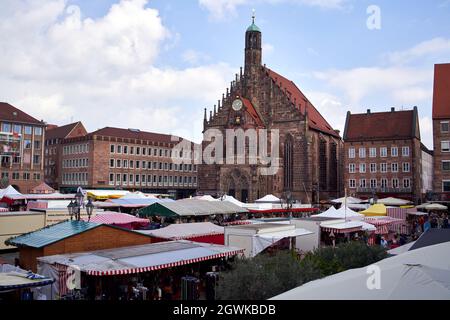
(216, 242), (388, 300)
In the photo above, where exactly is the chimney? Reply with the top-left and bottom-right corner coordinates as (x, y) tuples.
(367, 109), (371, 114)
(391, 107), (395, 112)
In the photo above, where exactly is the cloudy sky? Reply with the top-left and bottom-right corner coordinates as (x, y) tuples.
(1, 0), (449, 148)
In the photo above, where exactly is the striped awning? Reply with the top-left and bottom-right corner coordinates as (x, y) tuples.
(85, 250), (243, 276)
(321, 226), (363, 234)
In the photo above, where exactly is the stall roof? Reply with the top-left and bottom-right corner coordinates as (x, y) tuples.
(86, 190), (130, 200)
(86, 212), (149, 226)
(331, 197), (364, 204)
(5, 220), (101, 248)
(255, 194), (281, 203)
(3, 193), (75, 201)
(109, 198), (173, 208)
(138, 222), (224, 240)
(30, 183), (55, 195)
(37, 240), (244, 276)
(377, 197), (412, 206)
(361, 204), (387, 216)
(138, 199), (248, 217)
(0, 271), (54, 292)
(409, 229), (450, 251)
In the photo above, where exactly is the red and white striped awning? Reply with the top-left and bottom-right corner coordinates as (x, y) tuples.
(0, 208), (9, 212)
(321, 226), (363, 234)
(85, 250), (243, 276)
(365, 217), (403, 226)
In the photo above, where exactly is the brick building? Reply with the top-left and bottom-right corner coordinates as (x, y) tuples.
(198, 18), (343, 204)
(5, 220), (153, 272)
(0, 103), (46, 193)
(59, 127), (198, 199)
(432, 63), (450, 201)
(44, 121), (87, 189)
(343, 107), (423, 203)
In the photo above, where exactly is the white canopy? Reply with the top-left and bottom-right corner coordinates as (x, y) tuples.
(138, 222), (224, 240)
(120, 192), (155, 200)
(388, 241), (416, 256)
(0, 185), (22, 198)
(416, 203), (448, 210)
(255, 194), (281, 203)
(314, 206), (364, 220)
(331, 197), (364, 204)
(252, 228), (313, 257)
(195, 195), (219, 202)
(377, 197), (412, 206)
(271, 242), (450, 300)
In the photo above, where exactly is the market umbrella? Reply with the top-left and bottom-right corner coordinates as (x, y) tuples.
(377, 197), (412, 206)
(331, 197), (364, 204)
(417, 203), (448, 211)
(360, 204), (387, 217)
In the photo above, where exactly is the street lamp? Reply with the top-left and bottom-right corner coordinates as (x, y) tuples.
(67, 187), (86, 221)
(85, 198), (94, 222)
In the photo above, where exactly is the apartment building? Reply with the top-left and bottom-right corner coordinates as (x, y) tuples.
(432, 63), (450, 200)
(0, 103), (46, 192)
(343, 107), (423, 203)
(59, 127), (198, 199)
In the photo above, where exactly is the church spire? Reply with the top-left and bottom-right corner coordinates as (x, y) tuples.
(244, 11), (262, 93)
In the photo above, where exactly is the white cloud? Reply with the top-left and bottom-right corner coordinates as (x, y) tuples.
(182, 49), (211, 65)
(199, 0), (348, 20)
(262, 43), (275, 56)
(386, 37), (450, 65)
(0, 0), (234, 143)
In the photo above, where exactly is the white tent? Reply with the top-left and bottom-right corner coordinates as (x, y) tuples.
(313, 206), (364, 220)
(120, 192), (154, 200)
(331, 197), (364, 204)
(138, 222), (224, 240)
(271, 242), (450, 300)
(255, 194), (281, 203)
(221, 195), (246, 207)
(0, 185), (22, 199)
(416, 203), (448, 210)
(195, 195), (219, 202)
(377, 197), (412, 206)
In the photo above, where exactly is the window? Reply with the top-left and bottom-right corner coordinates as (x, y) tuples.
(391, 147), (398, 157)
(33, 173), (41, 180)
(13, 124), (22, 134)
(370, 179), (377, 188)
(110, 159), (115, 168)
(391, 163), (399, 172)
(359, 148), (366, 158)
(136, 147), (141, 155)
(12, 172), (20, 180)
(34, 141), (41, 150)
(116, 174), (121, 183)
(117, 145), (122, 154)
(110, 145), (115, 153)
(116, 159), (122, 168)
(442, 141), (450, 153)
(159, 149), (163, 157)
(24, 139), (32, 149)
(370, 163), (377, 173)
(24, 126), (32, 135)
(348, 148), (356, 159)
(349, 163), (356, 173)
(381, 178), (388, 188)
(123, 146), (128, 154)
(130, 160), (134, 169)
(142, 148), (146, 156)
(34, 127), (42, 136)
(135, 175), (140, 183)
(123, 160), (128, 168)
(359, 179), (366, 188)
(380, 163), (387, 173)
(136, 161), (140, 169)
(109, 174), (114, 185)
(129, 174), (134, 183)
(380, 147), (387, 157)
(402, 163), (410, 173)
(403, 178), (411, 188)
(359, 163), (366, 173)
(369, 148), (377, 158)
(441, 121), (449, 133)
(443, 181), (450, 192)
(130, 147), (135, 155)
(23, 172), (30, 180)
(442, 161), (450, 171)
(33, 155), (40, 165)
(123, 174), (127, 183)
(1, 123), (12, 132)
(392, 178), (399, 188)
(402, 146), (410, 157)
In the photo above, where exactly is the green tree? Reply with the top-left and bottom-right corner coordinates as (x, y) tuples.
(216, 242), (387, 300)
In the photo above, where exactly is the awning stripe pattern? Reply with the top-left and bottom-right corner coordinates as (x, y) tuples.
(321, 227), (363, 234)
(85, 249), (243, 276)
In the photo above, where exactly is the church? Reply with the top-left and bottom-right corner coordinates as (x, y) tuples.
(198, 16), (343, 204)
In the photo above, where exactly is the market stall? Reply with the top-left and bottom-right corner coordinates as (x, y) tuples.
(86, 212), (150, 230)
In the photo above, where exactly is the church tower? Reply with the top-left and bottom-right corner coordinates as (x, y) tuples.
(244, 12), (262, 95)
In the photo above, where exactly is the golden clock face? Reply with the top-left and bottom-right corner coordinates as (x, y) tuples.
(232, 99), (243, 111)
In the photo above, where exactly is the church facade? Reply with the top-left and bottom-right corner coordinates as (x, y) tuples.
(198, 19), (343, 204)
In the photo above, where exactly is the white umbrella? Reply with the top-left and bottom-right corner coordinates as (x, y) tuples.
(331, 197), (363, 204)
(271, 242), (450, 300)
(417, 203), (448, 211)
(377, 197), (412, 206)
(255, 194), (281, 203)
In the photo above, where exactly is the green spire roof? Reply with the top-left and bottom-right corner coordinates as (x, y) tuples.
(246, 22), (261, 32)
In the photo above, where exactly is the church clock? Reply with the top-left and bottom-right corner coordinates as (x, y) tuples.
(232, 98), (243, 111)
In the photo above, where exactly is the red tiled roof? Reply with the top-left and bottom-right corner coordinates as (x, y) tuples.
(241, 97), (264, 127)
(432, 63), (450, 120)
(266, 69), (339, 137)
(344, 109), (419, 141)
(0, 102), (43, 125)
(89, 127), (180, 144)
(46, 122), (84, 140)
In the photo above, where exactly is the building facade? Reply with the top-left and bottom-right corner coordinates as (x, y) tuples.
(44, 122), (87, 190)
(421, 144), (434, 199)
(59, 127), (198, 199)
(343, 108), (423, 203)
(432, 63), (450, 201)
(0, 103), (46, 193)
(198, 19), (343, 203)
